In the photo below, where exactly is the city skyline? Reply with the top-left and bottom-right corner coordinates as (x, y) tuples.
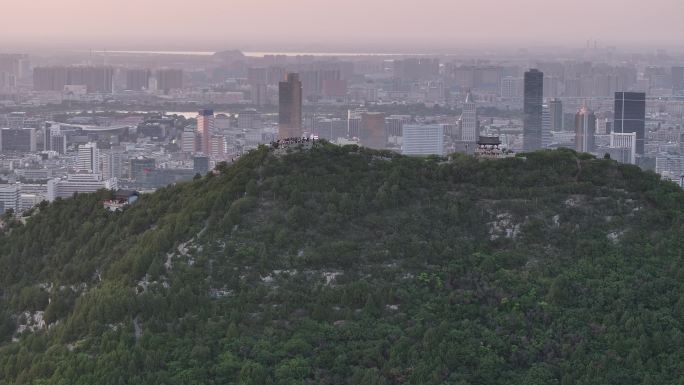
(1, 0), (683, 51)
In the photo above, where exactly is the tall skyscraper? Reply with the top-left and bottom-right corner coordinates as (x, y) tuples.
(101, 151), (126, 180)
(155, 69), (183, 93)
(125, 69), (151, 91)
(33, 66), (67, 92)
(347, 108), (367, 138)
(43, 122), (53, 151)
(614, 92), (645, 155)
(672, 67), (684, 95)
(385, 115), (411, 138)
(49, 132), (66, 154)
(181, 127), (196, 154)
(78, 142), (100, 173)
(45, 123), (66, 154)
(542, 104), (552, 148)
(196, 109), (214, 155)
(0, 54), (29, 81)
(210, 135), (228, 159)
(279, 73), (303, 138)
(461, 91), (477, 142)
(360, 112), (386, 149)
(501, 76), (522, 98)
(549, 98), (563, 131)
(253, 84), (268, 106)
(33, 66), (114, 93)
(575, 107), (596, 153)
(523, 69), (544, 151)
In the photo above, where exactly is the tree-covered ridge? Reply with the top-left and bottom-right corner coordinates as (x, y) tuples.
(0, 143), (683, 384)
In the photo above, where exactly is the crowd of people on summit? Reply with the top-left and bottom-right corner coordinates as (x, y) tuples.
(269, 137), (317, 149)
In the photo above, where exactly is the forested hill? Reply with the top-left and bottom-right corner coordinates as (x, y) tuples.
(1, 142), (684, 385)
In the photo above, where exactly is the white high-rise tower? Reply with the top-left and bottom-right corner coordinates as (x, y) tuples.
(461, 90), (477, 142)
(78, 142), (100, 173)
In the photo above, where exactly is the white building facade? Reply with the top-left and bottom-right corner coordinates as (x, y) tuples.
(402, 124), (444, 156)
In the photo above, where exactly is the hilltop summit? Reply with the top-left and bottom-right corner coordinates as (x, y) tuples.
(0, 143), (682, 384)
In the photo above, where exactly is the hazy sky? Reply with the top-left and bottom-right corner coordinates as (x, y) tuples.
(2, 0), (683, 51)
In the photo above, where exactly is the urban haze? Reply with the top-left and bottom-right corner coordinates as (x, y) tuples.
(0, 1), (681, 384)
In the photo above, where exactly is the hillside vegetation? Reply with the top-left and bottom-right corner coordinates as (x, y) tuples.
(0, 142), (683, 385)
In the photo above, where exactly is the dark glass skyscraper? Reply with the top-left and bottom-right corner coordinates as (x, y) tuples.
(278, 73), (303, 138)
(672, 66), (684, 95)
(549, 98), (563, 131)
(523, 69), (544, 151)
(614, 92), (645, 155)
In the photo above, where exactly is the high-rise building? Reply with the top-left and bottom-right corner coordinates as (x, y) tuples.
(215, 114), (232, 131)
(252, 84), (268, 106)
(43, 122), (53, 151)
(348, 117), (361, 138)
(575, 107), (596, 153)
(549, 98), (563, 131)
(347, 109), (367, 138)
(130, 157), (156, 180)
(385, 115), (411, 138)
(238, 109), (261, 130)
(0, 54), (29, 81)
(193, 155), (210, 175)
(501, 76), (522, 98)
(196, 109), (214, 155)
(542, 104), (552, 148)
(360, 112), (386, 149)
(461, 91), (477, 142)
(247, 67), (268, 86)
(44, 122), (67, 154)
(50, 132), (67, 154)
(656, 154), (684, 183)
(0, 71), (16, 93)
(69, 66), (113, 93)
(210, 135), (228, 159)
(47, 174), (118, 202)
(523, 69), (544, 151)
(155, 69), (183, 93)
(614, 92), (645, 155)
(33, 66), (66, 92)
(402, 124), (444, 156)
(394, 58), (440, 81)
(278, 73), (302, 138)
(1, 128), (36, 153)
(5, 112), (26, 129)
(543, 76), (559, 98)
(125, 69), (151, 91)
(181, 128), (196, 154)
(279, 73), (303, 138)
(312, 118), (348, 141)
(610, 131), (637, 164)
(101, 152), (126, 180)
(452, 65), (503, 91)
(0, 186), (20, 214)
(33, 66), (113, 93)
(78, 142), (100, 173)
(672, 67), (684, 95)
